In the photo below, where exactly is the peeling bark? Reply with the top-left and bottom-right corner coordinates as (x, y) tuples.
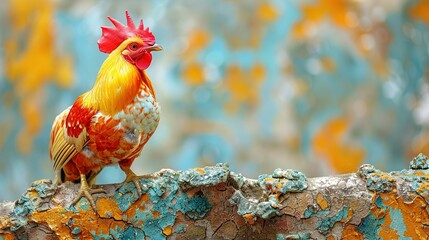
(1, 154), (429, 239)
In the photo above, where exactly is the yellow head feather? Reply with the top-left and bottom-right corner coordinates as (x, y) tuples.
(81, 37), (151, 115)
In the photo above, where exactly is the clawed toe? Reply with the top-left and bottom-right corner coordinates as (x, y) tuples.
(71, 174), (106, 210)
(71, 187), (105, 210)
(118, 168), (155, 196)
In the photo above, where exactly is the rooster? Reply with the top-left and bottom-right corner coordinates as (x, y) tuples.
(49, 11), (162, 209)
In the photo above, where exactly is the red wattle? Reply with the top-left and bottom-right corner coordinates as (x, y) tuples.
(136, 51), (152, 70)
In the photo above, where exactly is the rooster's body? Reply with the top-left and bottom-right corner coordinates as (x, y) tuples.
(49, 12), (162, 209)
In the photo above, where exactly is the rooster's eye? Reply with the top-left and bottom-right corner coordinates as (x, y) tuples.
(130, 43), (138, 50)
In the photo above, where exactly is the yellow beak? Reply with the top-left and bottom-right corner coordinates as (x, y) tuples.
(146, 44), (163, 52)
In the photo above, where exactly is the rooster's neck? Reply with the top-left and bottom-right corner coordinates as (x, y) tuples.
(81, 52), (155, 116)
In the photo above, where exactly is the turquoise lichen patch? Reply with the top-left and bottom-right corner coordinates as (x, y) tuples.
(409, 153), (429, 170)
(9, 179), (57, 231)
(258, 168), (307, 195)
(229, 171), (245, 188)
(388, 208), (407, 237)
(357, 196), (386, 239)
(229, 168), (307, 222)
(122, 225), (145, 239)
(399, 168), (429, 204)
(229, 190), (279, 220)
(108, 170), (211, 239)
(316, 206), (350, 235)
(177, 194), (212, 219)
(358, 164), (396, 193)
(115, 181), (149, 212)
(178, 163), (229, 189)
(71, 227), (81, 235)
(255, 201), (279, 219)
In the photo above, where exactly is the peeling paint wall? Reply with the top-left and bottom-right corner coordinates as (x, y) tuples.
(2, 155), (429, 238)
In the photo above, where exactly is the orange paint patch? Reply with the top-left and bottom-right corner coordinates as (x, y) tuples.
(30, 201), (130, 239)
(312, 117), (365, 173)
(152, 211), (161, 219)
(162, 225), (173, 236)
(194, 168), (206, 175)
(375, 192), (429, 238)
(341, 225), (364, 240)
(97, 198), (123, 220)
(243, 214), (255, 225)
(0, 232), (15, 240)
(316, 193), (329, 210)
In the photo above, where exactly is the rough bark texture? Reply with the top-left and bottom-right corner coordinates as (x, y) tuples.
(1, 154), (429, 239)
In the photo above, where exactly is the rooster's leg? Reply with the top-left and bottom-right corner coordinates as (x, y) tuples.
(119, 166), (154, 196)
(71, 173), (106, 210)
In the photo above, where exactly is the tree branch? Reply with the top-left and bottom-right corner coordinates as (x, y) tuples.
(1, 154), (429, 239)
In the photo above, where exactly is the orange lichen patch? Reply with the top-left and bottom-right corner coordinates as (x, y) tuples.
(257, 2), (279, 23)
(182, 62), (205, 86)
(243, 214), (255, 225)
(125, 193), (151, 224)
(341, 225), (364, 240)
(97, 198), (123, 220)
(30, 205), (127, 239)
(194, 168), (206, 175)
(377, 192), (429, 238)
(162, 225), (173, 236)
(316, 193), (329, 210)
(409, 0), (429, 26)
(30, 207), (74, 238)
(346, 208), (354, 222)
(312, 117), (365, 173)
(152, 211), (161, 219)
(327, 236), (335, 240)
(0, 232), (15, 240)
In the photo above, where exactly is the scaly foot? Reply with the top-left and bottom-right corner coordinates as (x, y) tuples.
(119, 168), (154, 196)
(71, 174), (106, 210)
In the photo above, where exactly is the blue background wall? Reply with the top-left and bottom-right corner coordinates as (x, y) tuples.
(1, 0), (429, 200)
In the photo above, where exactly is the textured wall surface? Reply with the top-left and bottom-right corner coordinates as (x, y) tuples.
(1, 0), (429, 200)
(1, 154), (429, 239)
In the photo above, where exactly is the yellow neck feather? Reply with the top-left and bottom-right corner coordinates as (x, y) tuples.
(81, 39), (148, 116)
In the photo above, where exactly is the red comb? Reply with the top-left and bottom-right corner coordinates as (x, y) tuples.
(97, 11), (156, 54)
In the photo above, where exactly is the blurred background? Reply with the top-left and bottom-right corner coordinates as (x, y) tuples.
(1, 0), (429, 200)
